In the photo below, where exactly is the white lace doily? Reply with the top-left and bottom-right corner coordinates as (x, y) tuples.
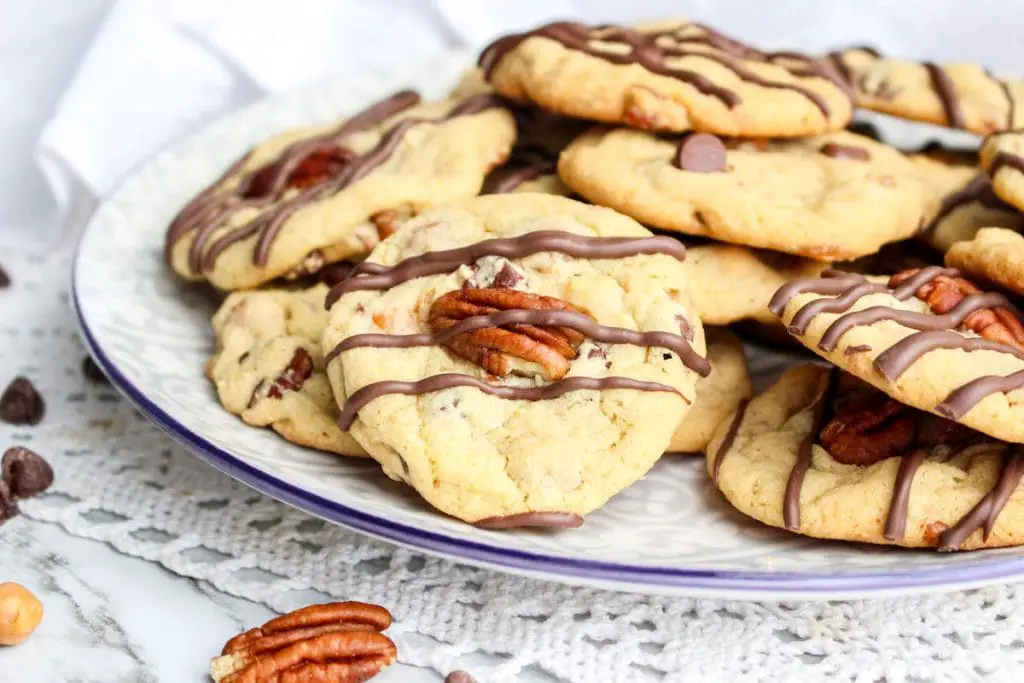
(3, 251), (1024, 683)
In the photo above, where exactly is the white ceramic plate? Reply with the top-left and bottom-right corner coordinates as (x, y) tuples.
(72, 51), (1024, 600)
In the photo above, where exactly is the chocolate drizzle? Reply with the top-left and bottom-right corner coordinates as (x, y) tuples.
(936, 446), (1024, 550)
(711, 399), (749, 483)
(166, 91), (506, 272)
(989, 151), (1024, 177)
(478, 22), (848, 117)
(326, 308), (711, 377)
(924, 62), (966, 129)
(326, 231), (689, 307)
(783, 368), (838, 531)
(337, 374), (683, 431)
(920, 174), (1009, 237)
(771, 268), (1024, 426)
(474, 512), (584, 529)
(883, 448), (929, 540)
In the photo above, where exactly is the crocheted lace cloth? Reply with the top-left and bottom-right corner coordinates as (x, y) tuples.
(5, 251), (1024, 683)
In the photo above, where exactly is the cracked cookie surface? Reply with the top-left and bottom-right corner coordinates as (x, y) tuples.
(707, 365), (1024, 550)
(558, 127), (928, 260)
(322, 194), (706, 524)
(208, 284), (366, 456)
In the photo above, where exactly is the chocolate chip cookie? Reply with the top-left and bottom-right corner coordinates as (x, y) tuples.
(558, 127), (928, 260)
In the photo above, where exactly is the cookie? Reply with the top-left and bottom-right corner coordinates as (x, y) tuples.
(682, 244), (827, 324)
(707, 364), (1024, 550)
(207, 284), (366, 456)
(558, 126), (928, 260)
(668, 329), (750, 454)
(769, 266), (1024, 443)
(479, 21), (853, 137)
(946, 227), (1024, 296)
(322, 194), (709, 526)
(827, 47), (1024, 134)
(911, 146), (1023, 253)
(981, 130), (1024, 213)
(166, 90), (516, 290)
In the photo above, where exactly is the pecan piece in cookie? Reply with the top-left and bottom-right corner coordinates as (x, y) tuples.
(211, 602), (396, 683)
(821, 391), (978, 466)
(244, 145), (356, 198)
(264, 348), (315, 400)
(889, 269), (1024, 350)
(428, 288), (590, 380)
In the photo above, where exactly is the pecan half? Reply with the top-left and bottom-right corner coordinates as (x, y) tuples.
(820, 392), (978, 466)
(211, 602), (396, 683)
(244, 145), (356, 199)
(889, 269), (1024, 350)
(428, 288), (590, 380)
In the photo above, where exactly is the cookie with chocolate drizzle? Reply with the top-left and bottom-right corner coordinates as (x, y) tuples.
(165, 90), (516, 290)
(321, 194), (708, 526)
(479, 20), (853, 137)
(909, 142), (1023, 254)
(770, 266), (1024, 443)
(827, 47), (1024, 134)
(707, 364), (1024, 551)
(981, 129), (1024, 213)
(207, 284), (366, 457)
(558, 126), (930, 260)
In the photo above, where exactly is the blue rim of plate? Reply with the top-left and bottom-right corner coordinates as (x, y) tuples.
(71, 245), (1024, 599)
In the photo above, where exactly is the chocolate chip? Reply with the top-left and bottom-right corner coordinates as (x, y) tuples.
(0, 265), (9, 289)
(587, 347), (607, 360)
(820, 143), (870, 161)
(0, 480), (18, 525)
(318, 261), (355, 287)
(0, 377), (45, 425)
(445, 672), (477, 683)
(2, 447), (53, 499)
(672, 133), (727, 173)
(82, 357), (109, 384)
(491, 262), (523, 288)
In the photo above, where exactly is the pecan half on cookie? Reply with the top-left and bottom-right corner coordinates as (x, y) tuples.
(889, 269), (1024, 349)
(428, 288), (590, 380)
(210, 602), (396, 683)
(821, 391), (977, 466)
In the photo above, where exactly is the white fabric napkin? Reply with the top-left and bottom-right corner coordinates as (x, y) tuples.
(20, 0), (1024, 251)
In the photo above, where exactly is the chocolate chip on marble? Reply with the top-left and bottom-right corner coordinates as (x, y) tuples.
(0, 377), (45, 426)
(2, 447), (53, 499)
(0, 265), (9, 289)
(445, 672), (477, 683)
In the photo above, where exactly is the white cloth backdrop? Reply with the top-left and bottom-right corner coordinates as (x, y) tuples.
(3, 0), (1024, 249)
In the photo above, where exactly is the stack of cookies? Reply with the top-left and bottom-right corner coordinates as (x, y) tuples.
(166, 19), (1024, 550)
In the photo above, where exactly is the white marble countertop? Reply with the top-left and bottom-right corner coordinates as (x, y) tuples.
(0, 518), (440, 682)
